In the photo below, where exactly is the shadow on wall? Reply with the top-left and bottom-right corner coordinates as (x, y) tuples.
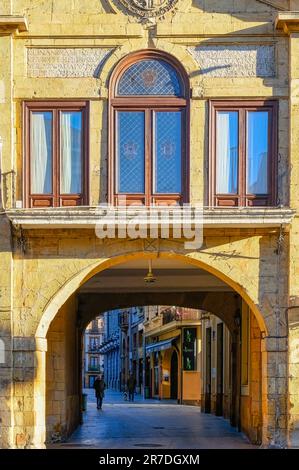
(100, 0), (288, 17)
(0, 338), (5, 364)
(257, 232), (289, 447)
(78, 291), (240, 334)
(0, 332), (40, 448)
(191, 0), (288, 15)
(0, 332), (13, 449)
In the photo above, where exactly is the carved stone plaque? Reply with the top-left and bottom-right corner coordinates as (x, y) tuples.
(116, 0), (179, 18)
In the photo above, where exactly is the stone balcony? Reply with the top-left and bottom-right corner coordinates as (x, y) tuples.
(5, 206), (296, 230)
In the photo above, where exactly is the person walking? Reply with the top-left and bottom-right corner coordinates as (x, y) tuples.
(127, 373), (136, 402)
(93, 374), (106, 410)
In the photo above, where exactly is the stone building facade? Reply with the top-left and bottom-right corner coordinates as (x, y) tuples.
(83, 316), (104, 388)
(119, 307), (145, 393)
(144, 306), (202, 403)
(0, 0), (299, 449)
(99, 310), (121, 390)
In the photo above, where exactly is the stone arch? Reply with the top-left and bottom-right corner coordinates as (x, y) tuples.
(36, 250), (268, 340)
(108, 47), (191, 97)
(98, 41), (200, 95)
(39, 249), (270, 447)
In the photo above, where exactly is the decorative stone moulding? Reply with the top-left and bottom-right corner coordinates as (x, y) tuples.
(276, 12), (299, 34)
(0, 15), (28, 33)
(6, 207), (295, 230)
(188, 45), (276, 78)
(27, 47), (113, 78)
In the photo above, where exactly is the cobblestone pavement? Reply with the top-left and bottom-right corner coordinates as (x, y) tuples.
(50, 389), (258, 449)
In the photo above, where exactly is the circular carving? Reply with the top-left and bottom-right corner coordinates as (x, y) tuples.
(116, 0), (179, 18)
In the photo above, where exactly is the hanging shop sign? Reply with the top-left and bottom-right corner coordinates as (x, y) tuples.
(182, 327), (197, 371)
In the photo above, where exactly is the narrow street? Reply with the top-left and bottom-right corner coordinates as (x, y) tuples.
(51, 390), (257, 449)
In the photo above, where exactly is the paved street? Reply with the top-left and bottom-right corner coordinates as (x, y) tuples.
(51, 389), (257, 449)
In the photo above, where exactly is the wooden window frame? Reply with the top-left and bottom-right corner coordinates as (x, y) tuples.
(209, 100), (278, 207)
(109, 50), (190, 206)
(23, 100), (89, 208)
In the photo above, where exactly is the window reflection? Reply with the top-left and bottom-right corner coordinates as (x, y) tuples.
(216, 111), (238, 194)
(60, 111), (82, 194)
(247, 111), (268, 194)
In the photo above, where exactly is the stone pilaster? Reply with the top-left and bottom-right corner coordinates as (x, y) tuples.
(0, 215), (13, 448)
(0, 33), (13, 209)
(287, 306), (299, 447)
(276, 12), (299, 448)
(261, 338), (288, 448)
(12, 337), (47, 448)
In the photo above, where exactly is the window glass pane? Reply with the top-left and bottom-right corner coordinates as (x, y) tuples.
(154, 111), (182, 194)
(30, 111), (52, 194)
(117, 111), (145, 193)
(247, 111), (268, 194)
(117, 59), (182, 96)
(60, 111), (82, 194)
(216, 111), (238, 194)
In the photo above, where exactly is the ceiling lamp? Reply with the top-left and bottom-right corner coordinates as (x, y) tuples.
(144, 259), (156, 284)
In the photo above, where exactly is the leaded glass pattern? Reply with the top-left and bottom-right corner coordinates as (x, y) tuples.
(117, 59), (182, 96)
(154, 111), (182, 194)
(117, 111), (145, 193)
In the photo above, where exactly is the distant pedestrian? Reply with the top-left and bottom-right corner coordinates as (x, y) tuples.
(127, 373), (136, 402)
(93, 374), (106, 410)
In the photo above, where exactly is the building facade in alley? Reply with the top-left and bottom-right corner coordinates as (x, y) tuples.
(83, 316), (104, 388)
(1, 0), (299, 449)
(144, 306), (202, 404)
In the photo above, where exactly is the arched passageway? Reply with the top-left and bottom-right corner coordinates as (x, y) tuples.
(44, 254), (266, 447)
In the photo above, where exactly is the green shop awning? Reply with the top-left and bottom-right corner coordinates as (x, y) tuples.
(146, 336), (179, 354)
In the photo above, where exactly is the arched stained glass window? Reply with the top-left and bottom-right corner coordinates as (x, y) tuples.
(110, 50), (189, 206)
(117, 59), (182, 96)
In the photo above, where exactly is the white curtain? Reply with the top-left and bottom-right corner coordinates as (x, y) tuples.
(216, 112), (237, 194)
(61, 112), (82, 194)
(30, 112), (52, 194)
(247, 112), (268, 194)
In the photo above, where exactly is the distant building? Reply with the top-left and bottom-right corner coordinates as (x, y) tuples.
(200, 314), (231, 419)
(99, 310), (121, 390)
(83, 317), (105, 388)
(144, 306), (202, 404)
(119, 307), (145, 393)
